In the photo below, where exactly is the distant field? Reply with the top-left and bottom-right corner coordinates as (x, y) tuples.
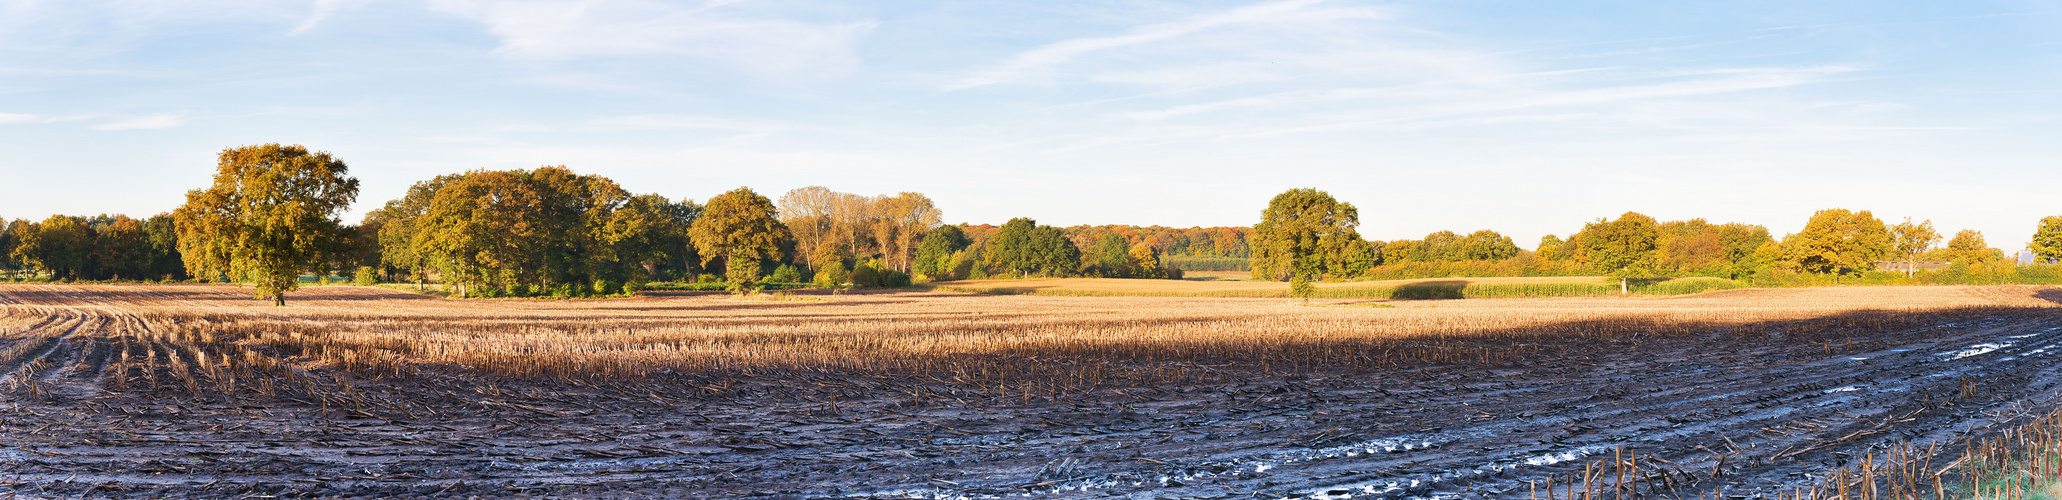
(1179, 270), (1254, 281)
(935, 275), (1628, 298)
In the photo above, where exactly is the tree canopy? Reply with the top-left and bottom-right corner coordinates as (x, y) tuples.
(174, 144), (359, 305)
(981, 218), (1080, 277)
(1781, 208), (1890, 275)
(1573, 212), (1661, 281)
(691, 187), (792, 293)
(1249, 188), (1370, 281)
(2032, 216), (2062, 264)
(1943, 229), (2002, 263)
(1888, 218), (1941, 276)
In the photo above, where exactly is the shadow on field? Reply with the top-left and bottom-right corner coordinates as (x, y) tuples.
(2035, 287), (2062, 306)
(1390, 280), (1468, 300)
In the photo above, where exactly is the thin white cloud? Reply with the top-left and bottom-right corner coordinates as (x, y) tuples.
(0, 113), (39, 124)
(290, 0), (367, 35)
(427, 0), (875, 78)
(946, 0), (1352, 90)
(590, 114), (781, 133)
(92, 114), (186, 130)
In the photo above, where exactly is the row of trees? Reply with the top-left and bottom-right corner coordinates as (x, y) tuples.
(1061, 225), (1251, 259)
(366, 166), (724, 298)
(143, 143), (1204, 303)
(1, 214), (186, 281)
(777, 187), (941, 274)
(1247, 188), (2062, 291)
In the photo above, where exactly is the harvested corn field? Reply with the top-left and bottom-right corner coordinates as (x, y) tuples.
(2, 284), (2061, 498)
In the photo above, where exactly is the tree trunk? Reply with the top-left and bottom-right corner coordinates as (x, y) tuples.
(273, 293), (286, 307)
(1620, 277), (1628, 295)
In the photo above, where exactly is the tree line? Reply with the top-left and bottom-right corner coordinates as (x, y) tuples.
(1250, 188), (2062, 293)
(1, 214), (186, 281)
(12, 148), (2059, 303)
(0, 144), (1206, 303)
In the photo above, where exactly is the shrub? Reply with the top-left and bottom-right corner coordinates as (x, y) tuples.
(769, 264), (804, 284)
(353, 267), (378, 286)
(813, 264), (849, 288)
(848, 259), (912, 288)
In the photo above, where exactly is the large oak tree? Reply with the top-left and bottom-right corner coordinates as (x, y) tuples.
(1782, 208), (1890, 275)
(1250, 188), (1371, 283)
(691, 187), (792, 294)
(174, 144), (360, 306)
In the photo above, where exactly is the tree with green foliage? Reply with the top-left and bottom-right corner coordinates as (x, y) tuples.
(607, 193), (700, 283)
(1781, 208), (1890, 275)
(0, 219), (17, 279)
(1888, 217), (1941, 277)
(1084, 234), (1132, 277)
(2032, 216), (2062, 264)
(1712, 223), (1773, 280)
(403, 167), (632, 297)
(13, 216), (93, 280)
(981, 217), (1080, 277)
(1459, 230), (1520, 261)
(142, 214), (186, 280)
(366, 173), (466, 289)
(1575, 212), (1659, 293)
(1250, 188), (1367, 281)
(174, 144), (360, 306)
(911, 224), (969, 280)
(690, 187), (792, 294)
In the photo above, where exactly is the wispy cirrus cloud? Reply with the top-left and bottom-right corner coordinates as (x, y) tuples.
(289, 0), (369, 35)
(427, 0), (875, 78)
(0, 113), (41, 124)
(946, 0), (1369, 90)
(92, 114), (187, 130)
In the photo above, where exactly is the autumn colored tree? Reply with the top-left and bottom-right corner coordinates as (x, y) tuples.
(691, 187), (792, 294)
(1781, 209), (1890, 275)
(174, 144), (360, 305)
(1888, 218), (1942, 277)
(1250, 188), (1368, 282)
(1574, 212), (1660, 293)
(13, 216), (93, 280)
(879, 193), (942, 272)
(1535, 235), (1568, 261)
(1943, 229), (2001, 263)
(2031, 216), (2062, 264)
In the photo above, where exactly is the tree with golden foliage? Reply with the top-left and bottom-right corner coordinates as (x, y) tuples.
(2032, 216), (2062, 264)
(1888, 217), (1941, 276)
(1250, 188), (1368, 285)
(692, 187), (792, 294)
(1943, 229), (2001, 263)
(1573, 212), (1659, 293)
(174, 144), (360, 306)
(1781, 208), (1890, 275)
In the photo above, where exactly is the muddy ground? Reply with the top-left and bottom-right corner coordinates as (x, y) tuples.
(3, 285), (2062, 499)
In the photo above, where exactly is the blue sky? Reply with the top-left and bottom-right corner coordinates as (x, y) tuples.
(3, 0), (2059, 251)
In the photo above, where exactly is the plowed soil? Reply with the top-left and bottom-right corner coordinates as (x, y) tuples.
(2, 284), (2060, 499)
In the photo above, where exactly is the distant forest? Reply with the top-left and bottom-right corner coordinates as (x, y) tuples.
(4, 145), (2061, 296)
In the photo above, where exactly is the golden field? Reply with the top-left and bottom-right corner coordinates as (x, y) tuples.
(3, 283), (2054, 399)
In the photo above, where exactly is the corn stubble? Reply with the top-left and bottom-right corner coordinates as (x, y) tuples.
(5, 283), (2059, 498)
(3, 284), (2042, 402)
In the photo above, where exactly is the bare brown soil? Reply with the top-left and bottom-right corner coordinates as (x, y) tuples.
(2, 284), (2060, 499)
